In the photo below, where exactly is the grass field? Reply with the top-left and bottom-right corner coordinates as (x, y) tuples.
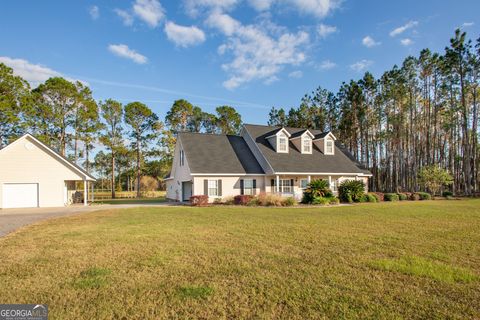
(0, 200), (479, 319)
(92, 197), (167, 205)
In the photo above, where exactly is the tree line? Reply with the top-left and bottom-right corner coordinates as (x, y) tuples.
(0, 66), (242, 197)
(268, 29), (480, 195)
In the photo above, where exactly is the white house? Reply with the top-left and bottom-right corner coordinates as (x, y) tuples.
(166, 124), (372, 202)
(0, 134), (96, 209)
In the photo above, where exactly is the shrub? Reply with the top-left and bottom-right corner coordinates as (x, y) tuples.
(213, 198), (223, 204)
(338, 180), (365, 203)
(409, 193), (420, 201)
(223, 196), (235, 205)
(397, 193), (408, 201)
(257, 193), (284, 206)
(442, 191), (453, 197)
(372, 192), (384, 202)
(190, 195), (209, 206)
(359, 194), (369, 202)
(366, 193), (377, 203)
(312, 196), (331, 205)
(282, 197), (296, 206)
(302, 179), (333, 204)
(234, 195), (254, 205)
(329, 197), (340, 205)
(246, 197), (260, 206)
(384, 193), (399, 201)
(416, 192), (432, 200)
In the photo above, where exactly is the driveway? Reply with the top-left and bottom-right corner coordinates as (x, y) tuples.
(0, 202), (178, 237)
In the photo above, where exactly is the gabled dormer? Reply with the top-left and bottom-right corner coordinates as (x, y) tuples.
(289, 129), (315, 154)
(265, 127), (291, 153)
(313, 132), (337, 155)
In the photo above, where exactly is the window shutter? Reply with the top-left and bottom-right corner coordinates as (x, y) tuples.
(290, 179), (294, 189)
(218, 179), (222, 196)
(253, 179), (257, 195)
(204, 179), (208, 196)
(240, 179), (244, 195)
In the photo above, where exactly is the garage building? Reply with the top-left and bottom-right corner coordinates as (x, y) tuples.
(0, 134), (96, 209)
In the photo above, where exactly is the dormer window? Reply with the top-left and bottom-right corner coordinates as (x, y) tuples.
(325, 139), (334, 155)
(302, 136), (312, 153)
(278, 134), (287, 152)
(313, 131), (337, 155)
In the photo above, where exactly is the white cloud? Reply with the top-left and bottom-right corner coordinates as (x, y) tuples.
(108, 44), (148, 64)
(362, 36), (380, 48)
(317, 23), (337, 39)
(318, 59), (336, 70)
(350, 59), (373, 72)
(164, 21), (206, 47)
(0, 56), (86, 87)
(89, 5), (99, 20)
(248, 0), (275, 11)
(288, 70), (303, 78)
(400, 38), (413, 46)
(114, 9), (134, 26)
(462, 22), (474, 28)
(206, 10), (241, 36)
(210, 14), (309, 89)
(184, 0), (239, 16)
(133, 0), (165, 27)
(288, 0), (342, 18)
(390, 20), (418, 37)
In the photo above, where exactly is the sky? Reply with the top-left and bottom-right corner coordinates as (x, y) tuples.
(1, 0), (479, 125)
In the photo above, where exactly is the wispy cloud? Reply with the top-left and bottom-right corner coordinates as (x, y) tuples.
(164, 22), (206, 47)
(462, 22), (474, 28)
(108, 44), (148, 64)
(400, 38), (413, 46)
(0, 56), (84, 87)
(317, 23), (337, 39)
(288, 70), (303, 78)
(114, 9), (134, 26)
(350, 59), (373, 72)
(362, 36), (380, 48)
(317, 59), (336, 70)
(133, 0), (165, 27)
(89, 5), (100, 20)
(390, 20), (418, 37)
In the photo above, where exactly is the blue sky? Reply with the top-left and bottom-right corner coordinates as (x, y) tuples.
(1, 0), (479, 124)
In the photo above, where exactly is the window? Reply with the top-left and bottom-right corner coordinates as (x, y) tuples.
(278, 134), (287, 152)
(331, 179), (339, 192)
(180, 150), (185, 166)
(243, 179), (254, 195)
(208, 180), (218, 196)
(279, 179), (292, 193)
(302, 136), (312, 153)
(300, 179), (308, 189)
(326, 140), (334, 154)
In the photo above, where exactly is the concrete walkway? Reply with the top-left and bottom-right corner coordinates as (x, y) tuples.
(0, 202), (177, 237)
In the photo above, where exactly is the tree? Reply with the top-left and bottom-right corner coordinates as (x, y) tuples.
(215, 105), (242, 134)
(99, 99), (124, 198)
(165, 99), (193, 133)
(418, 165), (454, 196)
(32, 77), (78, 155)
(124, 102), (160, 197)
(0, 63), (31, 148)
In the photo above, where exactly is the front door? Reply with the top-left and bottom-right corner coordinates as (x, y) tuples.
(182, 181), (192, 201)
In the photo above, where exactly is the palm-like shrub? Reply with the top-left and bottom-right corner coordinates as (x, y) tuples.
(302, 179), (333, 204)
(338, 180), (365, 203)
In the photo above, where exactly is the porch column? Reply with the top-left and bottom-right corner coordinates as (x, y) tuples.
(328, 176), (332, 189)
(307, 175), (311, 183)
(84, 180), (88, 206)
(276, 175), (280, 193)
(91, 182), (94, 203)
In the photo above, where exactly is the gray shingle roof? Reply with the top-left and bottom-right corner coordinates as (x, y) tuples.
(243, 124), (371, 175)
(179, 132), (264, 174)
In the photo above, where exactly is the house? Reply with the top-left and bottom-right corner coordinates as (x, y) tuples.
(0, 134), (96, 209)
(166, 124), (371, 202)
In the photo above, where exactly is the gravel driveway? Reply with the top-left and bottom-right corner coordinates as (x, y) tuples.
(0, 203), (177, 237)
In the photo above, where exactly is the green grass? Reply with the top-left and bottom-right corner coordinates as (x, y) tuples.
(1, 200), (480, 319)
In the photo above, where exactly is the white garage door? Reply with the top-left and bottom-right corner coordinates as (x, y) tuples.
(2, 183), (39, 208)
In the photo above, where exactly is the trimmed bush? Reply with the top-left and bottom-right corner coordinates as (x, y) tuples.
(409, 193), (420, 201)
(234, 195), (254, 205)
(366, 193), (377, 203)
(359, 194), (369, 203)
(302, 179), (333, 204)
(397, 193), (408, 201)
(384, 193), (399, 201)
(372, 192), (384, 202)
(329, 197), (340, 205)
(312, 196), (331, 205)
(368, 193), (381, 202)
(190, 195), (209, 206)
(338, 180), (365, 203)
(246, 197), (260, 206)
(416, 192), (432, 200)
(442, 191), (453, 197)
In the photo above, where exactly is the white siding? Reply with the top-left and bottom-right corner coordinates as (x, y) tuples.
(192, 176), (265, 202)
(166, 139), (192, 201)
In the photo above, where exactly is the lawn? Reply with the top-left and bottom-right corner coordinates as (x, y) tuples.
(0, 200), (479, 319)
(92, 197), (167, 205)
